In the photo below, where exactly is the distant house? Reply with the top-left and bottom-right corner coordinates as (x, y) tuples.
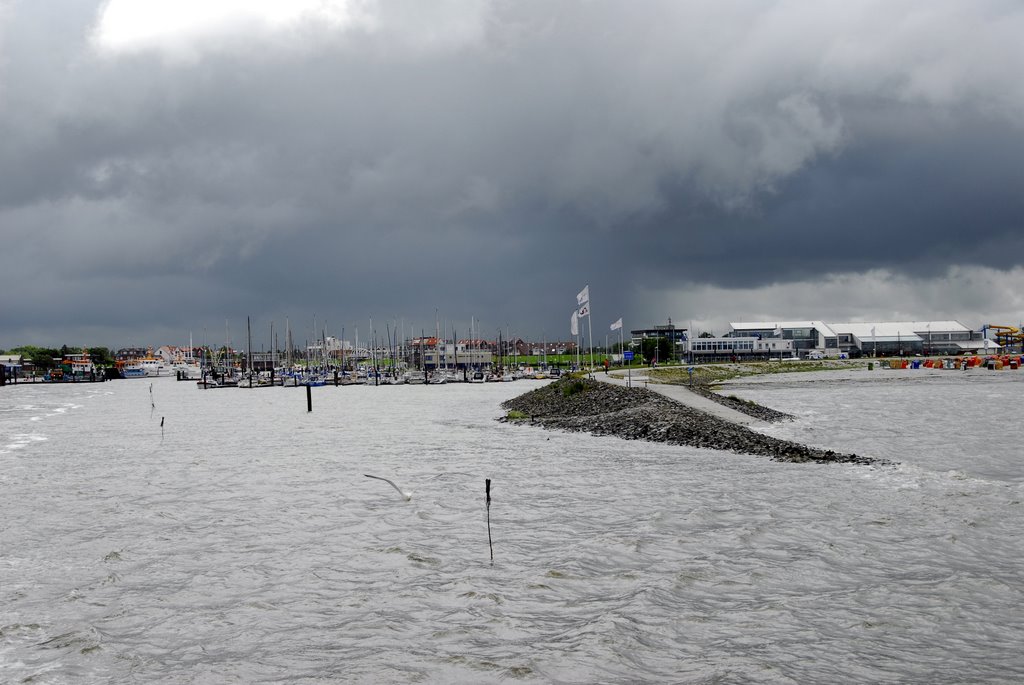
(116, 347), (149, 361)
(458, 339), (497, 353)
(1, 354), (28, 381)
(527, 341), (577, 355)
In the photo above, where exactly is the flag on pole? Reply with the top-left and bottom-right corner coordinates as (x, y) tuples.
(578, 303), (590, 318)
(576, 285), (590, 306)
(610, 318), (622, 331)
(774, 324), (783, 337)
(570, 309), (579, 336)
(870, 326), (876, 339)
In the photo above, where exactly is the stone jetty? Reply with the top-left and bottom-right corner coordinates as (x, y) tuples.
(501, 377), (884, 465)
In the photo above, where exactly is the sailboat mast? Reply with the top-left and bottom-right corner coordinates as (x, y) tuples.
(247, 316), (252, 378)
(285, 317), (292, 368)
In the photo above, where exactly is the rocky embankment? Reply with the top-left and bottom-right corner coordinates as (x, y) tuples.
(501, 377), (884, 465)
(686, 384), (794, 423)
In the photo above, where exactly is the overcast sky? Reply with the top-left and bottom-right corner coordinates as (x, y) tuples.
(2, 0), (1023, 350)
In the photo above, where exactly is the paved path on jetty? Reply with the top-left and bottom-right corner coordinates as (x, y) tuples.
(601, 370), (764, 426)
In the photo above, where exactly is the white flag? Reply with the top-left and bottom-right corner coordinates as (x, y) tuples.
(570, 310), (579, 336)
(578, 303), (590, 318)
(576, 285), (590, 306)
(871, 326), (876, 338)
(774, 324), (783, 337)
(610, 318), (622, 331)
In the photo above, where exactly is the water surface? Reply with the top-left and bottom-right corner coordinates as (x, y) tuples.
(2, 370), (1022, 683)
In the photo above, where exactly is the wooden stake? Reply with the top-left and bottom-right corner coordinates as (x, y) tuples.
(486, 478), (493, 562)
(306, 384), (312, 412)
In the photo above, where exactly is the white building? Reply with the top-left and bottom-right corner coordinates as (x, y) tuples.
(728, 321), (840, 358)
(829, 321), (986, 356)
(685, 336), (795, 360)
(420, 344), (492, 370)
(727, 320), (987, 357)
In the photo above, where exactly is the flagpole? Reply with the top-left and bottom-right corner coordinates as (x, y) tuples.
(621, 325), (628, 386)
(587, 306), (594, 372)
(577, 328), (581, 369)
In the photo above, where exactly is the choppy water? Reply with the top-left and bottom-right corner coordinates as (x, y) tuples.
(2, 370), (1022, 684)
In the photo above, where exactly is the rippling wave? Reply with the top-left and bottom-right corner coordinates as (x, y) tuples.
(1, 372), (1022, 683)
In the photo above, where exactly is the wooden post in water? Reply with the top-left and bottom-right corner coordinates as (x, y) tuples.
(334, 369), (338, 386)
(306, 384), (312, 412)
(486, 478), (493, 562)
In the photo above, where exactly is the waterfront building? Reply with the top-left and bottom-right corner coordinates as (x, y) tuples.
(1, 354), (25, 380)
(726, 320), (989, 358)
(684, 337), (795, 361)
(306, 336), (353, 362)
(629, 323), (688, 352)
(728, 321), (839, 357)
(829, 321), (987, 357)
(1, 354), (23, 369)
(410, 340), (492, 370)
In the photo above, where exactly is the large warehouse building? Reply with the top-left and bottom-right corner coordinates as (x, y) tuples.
(721, 320), (992, 359)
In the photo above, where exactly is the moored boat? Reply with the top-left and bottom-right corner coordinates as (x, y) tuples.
(116, 360), (147, 378)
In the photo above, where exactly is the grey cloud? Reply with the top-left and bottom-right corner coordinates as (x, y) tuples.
(1, 1), (1022, 347)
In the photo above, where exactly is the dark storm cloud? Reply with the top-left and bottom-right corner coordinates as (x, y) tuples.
(620, 108), (1024, 288)
(1, 1), (1022, 348)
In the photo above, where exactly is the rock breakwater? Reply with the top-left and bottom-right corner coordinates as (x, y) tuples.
(686, 384), (794, 423)
(501, 377), (884, 465)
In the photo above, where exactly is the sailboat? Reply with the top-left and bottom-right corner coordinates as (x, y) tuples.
(172, 333), (202, 380)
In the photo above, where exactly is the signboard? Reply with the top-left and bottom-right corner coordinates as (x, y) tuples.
(623, 351), (634, 361)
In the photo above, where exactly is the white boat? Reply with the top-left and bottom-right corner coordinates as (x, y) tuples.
(172, 361), (202, 379)
(405, 372), (426, 384)
(117, 360), (147, 379)
(140, 357), (168, 377)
